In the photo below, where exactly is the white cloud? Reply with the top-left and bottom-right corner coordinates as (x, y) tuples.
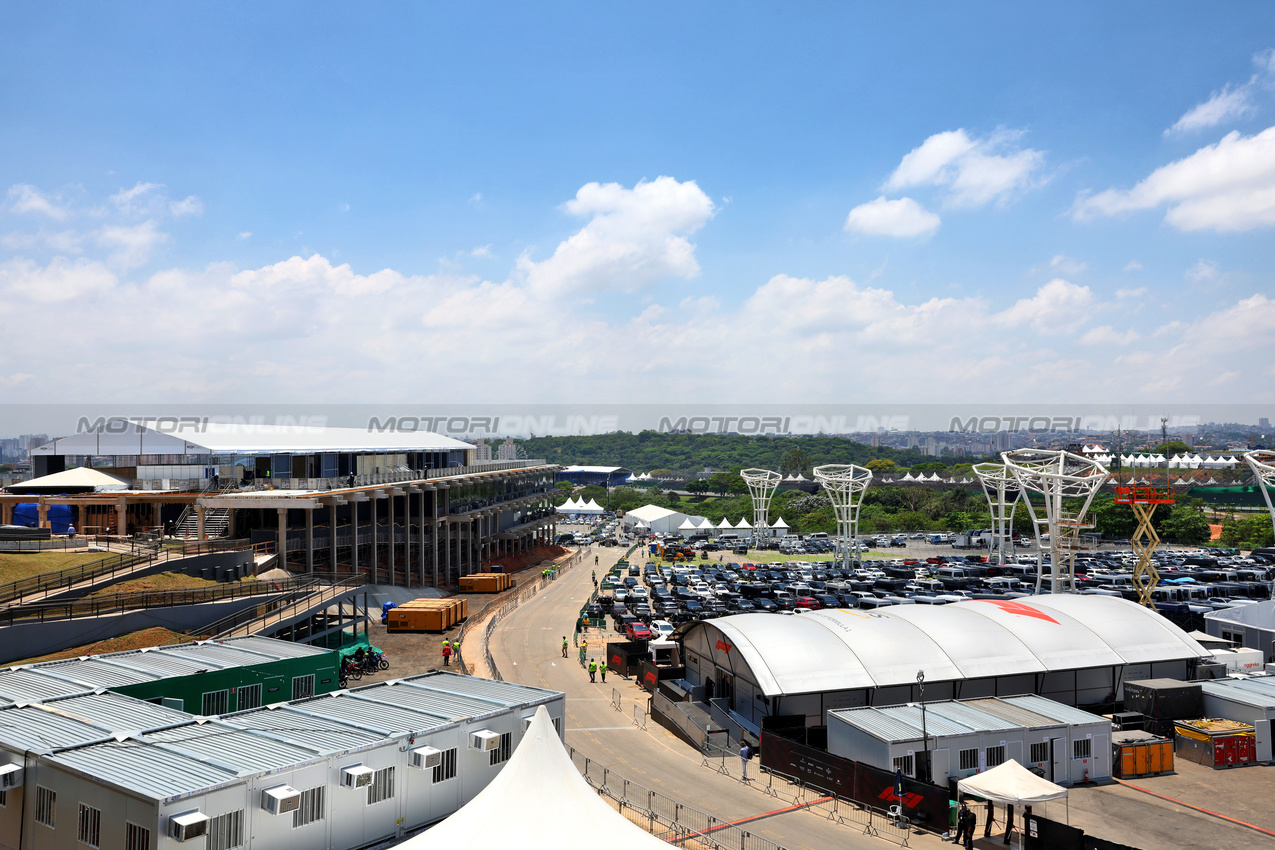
(1, 229), (84, 253)
(1074, 125), (1275, 231)
(470, 244), (493, 258)
(110, 182), (164, 215)
(843, 196), (940, 237)
(1186, 259), (1220, 283)
(7, 184), (70, 220)
(169, 196), (204, 217)
(1166, 84), (1254, 135)
(1166, 49), (1275, 135)
(1116, 286), (1147, 299)
(518, 176), (714, 297)
(884, 128), (1046, 207)
(0, 257), (117, 303)
(237, 231), (252, 240)
(469, 193), (483, 204)
(1123, 260), (1143, 272)
(96, 220), (168, 268)
(1080, 325), (1141, 346)
(1050, 254), (1087, 275)
(992, 278), (1094, 334)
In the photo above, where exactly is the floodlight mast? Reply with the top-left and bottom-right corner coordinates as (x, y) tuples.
(740, 469), (781, 547)
(1001, 449), (1109, 594)
(813, 464), (874, 571)
(1245, 450), (1275, 541)
(972, 462), (1021, 566)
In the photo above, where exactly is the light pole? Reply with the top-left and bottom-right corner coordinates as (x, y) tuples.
(917, 670), (929, 783)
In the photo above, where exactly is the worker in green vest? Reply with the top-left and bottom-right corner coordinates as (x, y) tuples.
(562, 636), (568, 658)
(588, 658), (598, 683)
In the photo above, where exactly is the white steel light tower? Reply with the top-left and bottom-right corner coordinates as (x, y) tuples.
(972, 462), (1021, 565)
(813, 464), (873, 570)
(740, 468), (781, 546)
(1244, 450), (1275, 540)
(1001, 449), (1109, 594)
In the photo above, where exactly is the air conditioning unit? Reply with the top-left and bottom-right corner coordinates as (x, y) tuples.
(340, 765), (375, 788)
(410, 746), (443, 769)
(261, 785), (301, 815)
(168, 812), (209, 843)
(471, 730), (500, 752)
(0, 764), (21, 789)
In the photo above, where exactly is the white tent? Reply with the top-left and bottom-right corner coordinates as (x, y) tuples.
(717, 518), (734, 532)
(678, 518), (698, 537)
(402, 706), (672, 850)
(696, 517), (716, 532)
(771, 517), (790, 531)
(956, 759), (1068, 805)
(735, 518), (752, 531)
(556, 497), (581, 513)
(580, 498), (605, 514)
(6, 466), (131, 494)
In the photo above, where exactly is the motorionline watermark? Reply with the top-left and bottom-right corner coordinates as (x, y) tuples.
(948, 414), (1204, 434)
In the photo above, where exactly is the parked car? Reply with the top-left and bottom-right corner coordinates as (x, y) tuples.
(624, 621), (653, 641)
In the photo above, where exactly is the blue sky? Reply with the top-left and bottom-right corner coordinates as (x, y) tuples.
(2, 3), (1273, 405)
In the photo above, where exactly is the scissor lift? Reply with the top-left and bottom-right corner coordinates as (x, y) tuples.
(1113, 485), (1175, 607)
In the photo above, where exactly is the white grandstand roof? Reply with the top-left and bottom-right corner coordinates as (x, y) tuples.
(32, 420), (472, 456)
(679, 596), (1207, 697)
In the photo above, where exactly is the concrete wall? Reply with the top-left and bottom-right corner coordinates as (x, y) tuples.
(43, 550), (253, 604)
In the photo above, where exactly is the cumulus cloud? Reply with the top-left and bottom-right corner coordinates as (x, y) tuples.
(1049, 254), (1087, 275)
(169, 196), (204, 217)
(1186, 259), (1221, 283)
(992, 278), (1094, 334)
(884, 128), (1046, 207)
(1074, 125), (1275, 231)
(0, 257), (117, 303)
(519, 176), (714, 296)
(1123, 260), (1143, 272)
(97, 220), (168, 269)
(1116, 286), (1147, 299)
(1166, 48), (1275, 135)
(1080, 325), (1141, 346)
(7, 184), (70, 220)
(843, 196), (940, 237)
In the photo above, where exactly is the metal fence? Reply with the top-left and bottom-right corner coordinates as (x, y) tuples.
(569, 747), (795, 850)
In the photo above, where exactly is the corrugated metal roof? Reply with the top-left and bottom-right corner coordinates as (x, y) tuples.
(290, 693), (448, 734)
(154, 643), (272, 669)
(145, 722), (321, 772)
(1202, 677), (1275, 708)
(1001, 695), (1109, 727)
(43, 692), (190, 732)
(0, 669), (94, 703)
(0, 705), (112, 753)
(966, 698), (1063, 729)
(220, 636), (332, 659)
(93, 650), (217, 678)
(410, 672), (559, 706)
(924, 701), (1021, 733)
(47, 740), (239, 801)
(223, 706), (383, 753)
(349, 681), (506, 719)
(32, 658), (158, 688)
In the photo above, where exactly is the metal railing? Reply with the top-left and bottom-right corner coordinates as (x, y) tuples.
(0, 538), (254, 606)
(197, 575), (366, 638)
(569, 747), (795, 850)
(0, 575), (322, 627)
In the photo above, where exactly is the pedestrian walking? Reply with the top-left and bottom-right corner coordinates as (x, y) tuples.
(588, 658), (597, 682)
(562, 636), (568, 658)
(600, 661), (607, 683)
(441, 643), (452, 666)
(739, 742), (752, 779)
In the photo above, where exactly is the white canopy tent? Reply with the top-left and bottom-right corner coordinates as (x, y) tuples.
(402, 706), (672, 850)
(557, 496), (582, 513)
(957, 760), (1068, 805)
(579, 498), (605, 515)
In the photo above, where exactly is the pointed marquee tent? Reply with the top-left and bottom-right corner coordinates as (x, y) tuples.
(404, 706), (673, 850)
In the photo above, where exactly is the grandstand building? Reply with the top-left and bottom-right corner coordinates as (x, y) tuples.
(4, 420), (562, 586)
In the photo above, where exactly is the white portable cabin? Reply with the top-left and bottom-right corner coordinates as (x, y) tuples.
(827, 696), (1112, 786)
(1200, 676), (1275, 762)
(9, 672), (564, 850)
(828, 701), (1022, 786)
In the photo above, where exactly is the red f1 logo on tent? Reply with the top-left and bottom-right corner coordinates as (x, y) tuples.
(715, 639), (733, 653)
(982, 599), (1060, 624)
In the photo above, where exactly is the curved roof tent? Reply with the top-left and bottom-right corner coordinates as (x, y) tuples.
(676, 596), (1207, 698)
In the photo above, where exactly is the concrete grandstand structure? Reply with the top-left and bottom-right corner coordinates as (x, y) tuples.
(673, 595), (1209, 729)
(4, 420), (562, 587)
